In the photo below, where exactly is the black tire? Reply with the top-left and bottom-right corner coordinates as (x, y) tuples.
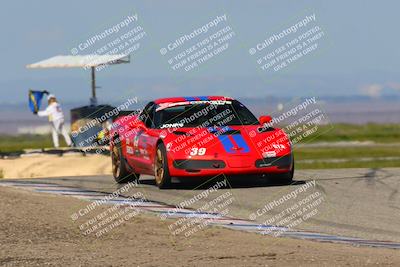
(111, 142), (140, 184)
(269, 160), (294, 184)
(154, 143), (171, 189)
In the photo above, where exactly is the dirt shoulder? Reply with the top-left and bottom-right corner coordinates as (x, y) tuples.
(0, 154), (111, 179)
(0, 186), (399, 266)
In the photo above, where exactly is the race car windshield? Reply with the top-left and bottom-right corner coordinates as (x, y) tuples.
(153, 100), (259, 128)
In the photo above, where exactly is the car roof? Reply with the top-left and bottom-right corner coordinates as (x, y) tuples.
(154, 96), (233, 104)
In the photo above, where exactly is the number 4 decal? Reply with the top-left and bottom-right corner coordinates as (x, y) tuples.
(189, 147), (206, 156)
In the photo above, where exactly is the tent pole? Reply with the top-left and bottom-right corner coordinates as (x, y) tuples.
(91, 66), (97, 106)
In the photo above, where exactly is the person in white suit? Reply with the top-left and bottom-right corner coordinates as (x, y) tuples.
(37, 94), (72, 148)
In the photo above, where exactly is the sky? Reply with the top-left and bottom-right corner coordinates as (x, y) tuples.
(0, 0), (400, 104)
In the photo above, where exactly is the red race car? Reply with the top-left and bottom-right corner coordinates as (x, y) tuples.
(110, 96), (294, 188)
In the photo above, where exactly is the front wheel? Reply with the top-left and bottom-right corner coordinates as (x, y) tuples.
(154, 143), (171, 189)
(111, 143), (140, 184)
(269, 160), (294, 184)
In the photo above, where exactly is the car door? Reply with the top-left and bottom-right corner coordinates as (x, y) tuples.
(129, 102), (158, 174)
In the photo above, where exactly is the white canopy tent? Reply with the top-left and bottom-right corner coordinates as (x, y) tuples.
(26, 54), (130, 105)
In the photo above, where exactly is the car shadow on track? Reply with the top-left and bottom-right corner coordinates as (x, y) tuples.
(138, 176), (306, 190)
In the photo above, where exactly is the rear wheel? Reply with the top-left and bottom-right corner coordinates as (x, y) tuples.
(154, 143), (171, 189)
(111, 143), (140, 184)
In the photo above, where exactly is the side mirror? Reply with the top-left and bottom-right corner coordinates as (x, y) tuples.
(259, 115), (272, 125)
(128, 120), (146, 131)
(136, 120), (147, 130)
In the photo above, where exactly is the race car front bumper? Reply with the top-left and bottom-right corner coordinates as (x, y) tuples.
(169, 154), (293, 177)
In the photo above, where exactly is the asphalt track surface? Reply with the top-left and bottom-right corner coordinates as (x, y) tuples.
(2, 168), (400, 246)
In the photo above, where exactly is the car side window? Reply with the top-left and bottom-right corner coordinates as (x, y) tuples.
(140, 102), (155, 128)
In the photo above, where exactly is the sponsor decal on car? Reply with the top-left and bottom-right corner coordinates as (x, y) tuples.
(263, 151), (277, 158)
(156, 100), (232, 111)
(160, 123), (184, 128)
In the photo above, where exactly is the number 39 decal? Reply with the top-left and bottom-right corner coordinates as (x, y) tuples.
(189, 147), (206, 156)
